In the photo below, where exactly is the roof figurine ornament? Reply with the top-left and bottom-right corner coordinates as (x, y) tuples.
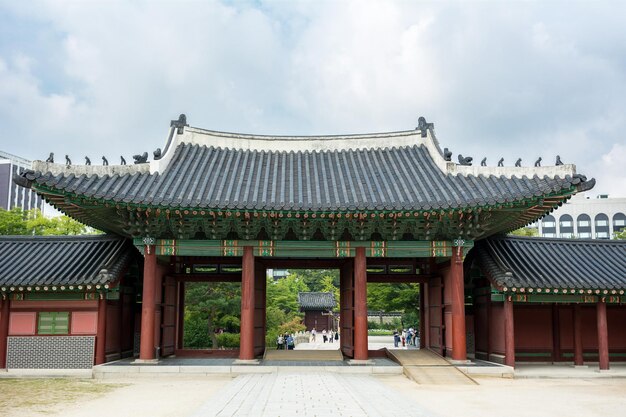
(153, 148), (162, 160)
(515, 158), (522, 167)
(14, 115), (597, 239)
(85, 156), (91, 166)
(416, 116), (434, 138)
(46, 152), (54, 163)
(498, 158), (504, 167)
(534, 157), (542, 167)
(480, 157), (487, 166)
(170, 114), (188, 134)
(133, 152), (148, 164)
(102, 156), (109, 166)
(457, 154), (473, 166)
(65, 155), (71, 166)
(443, 148), (453, 162)
(556, 155), (563, 166)
(120, 156), (126, 165)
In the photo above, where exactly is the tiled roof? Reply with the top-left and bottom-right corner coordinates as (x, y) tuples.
(298, 292), (337, 310)
(20, 142), (588, 212)
(0, 235), (137, 288)
(476, 236), (626, 292)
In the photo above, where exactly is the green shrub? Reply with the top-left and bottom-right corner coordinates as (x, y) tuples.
(216, 332), (240, 348)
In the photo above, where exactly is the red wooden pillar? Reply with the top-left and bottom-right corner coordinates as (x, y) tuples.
(450, 248), (467, 361)
(0, 297), (9, 368)
(95, 295), (107, 365)
(353, 247), (368, 360)
(597, 300), (610, 370)
(573, 305), (584, 366)
(239, 246), (255, 360)
(139, 245), (157, 360)
(504, 296), (515, 368)
(419, 283), (426, 349)
(176, 281), (185, 350)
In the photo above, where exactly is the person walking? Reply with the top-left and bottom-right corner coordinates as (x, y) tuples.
(277, 334), (284, 350)
(311, 328), (317, 343)
(329, 330), (334, 343)
(322, 329), (328, 343)
(287, 334), (295, 350)
(393, 329), (400, 348)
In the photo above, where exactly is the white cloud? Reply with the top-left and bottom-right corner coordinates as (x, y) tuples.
(0, 0), (624, 196)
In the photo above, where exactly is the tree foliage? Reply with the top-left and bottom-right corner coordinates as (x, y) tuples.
(508, 227), (539, 237)
(183, 282), (241, 348)
(0, 207), (98, 235)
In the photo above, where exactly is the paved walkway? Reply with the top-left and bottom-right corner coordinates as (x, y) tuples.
(388, 350), (477, 385)
(191, 372), (434, 417)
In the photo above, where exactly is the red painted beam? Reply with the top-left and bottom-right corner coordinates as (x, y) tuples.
(239, 246), (255, 360)
(597, 300), (610, 371)
(504, 296), (515, 368)
(0, 298), (9, 368)
(260, 259), (349, 269)
(171, 274), (242, 282)
(353, 247), (368, 360)
(366, 274), (429, 283)
(573, 305), (584, 366)
(450, 248), (467, 361)
(94, 296), (107, 365)
(139, 245), (157, 360)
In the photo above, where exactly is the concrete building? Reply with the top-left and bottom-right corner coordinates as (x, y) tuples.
(0, 151), (45, 212)
(537, 193), (626, 239)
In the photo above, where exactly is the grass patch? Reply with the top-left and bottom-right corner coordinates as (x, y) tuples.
(368, 329), (394, 336)
(0, 379), (123, 416)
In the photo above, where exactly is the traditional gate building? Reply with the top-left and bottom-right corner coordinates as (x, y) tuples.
(2, 115), (623, 370)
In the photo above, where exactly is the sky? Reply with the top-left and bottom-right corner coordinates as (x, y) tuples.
(0, 0), (625, 197)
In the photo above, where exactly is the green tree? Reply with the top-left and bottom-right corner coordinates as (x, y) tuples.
(614, 229), (626, 239)
(0, 207), (28, 235)
(319, 275), (340, 308)
(0, 207), (98, 235)
(266, 273), (310, 314)
(184, 282), (241, 349)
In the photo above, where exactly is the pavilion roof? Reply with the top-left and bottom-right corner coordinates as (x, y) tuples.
(298, 292), (337, 310)
(476, 236), (626, 293)
(14, 116), (595, 239)
(0, 235), (136, 289)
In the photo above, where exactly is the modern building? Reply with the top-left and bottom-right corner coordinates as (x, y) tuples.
(2, 115), (623, 372)
(536, 193), (626, 239)
(0, 151), (45, 212)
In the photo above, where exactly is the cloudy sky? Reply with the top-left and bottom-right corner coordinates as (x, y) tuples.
(1, 0), (625, 197)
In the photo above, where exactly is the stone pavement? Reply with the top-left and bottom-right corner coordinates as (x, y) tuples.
(190, 372), (435, 417)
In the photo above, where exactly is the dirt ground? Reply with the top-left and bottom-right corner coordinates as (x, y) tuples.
(1, 374), (625, 417)
(382, 375), (626, 417)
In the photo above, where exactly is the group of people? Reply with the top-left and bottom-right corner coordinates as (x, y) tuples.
(276, 333), (295, 350)
(310, 328), (339, 343)
(393, 327), (419, 348)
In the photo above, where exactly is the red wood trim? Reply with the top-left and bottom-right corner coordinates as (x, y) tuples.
(139, 245), (157, 360)
(353, 247), (368, 360)
(450, 250), (466, 361)
(95, 296), (107, 365)
(552, 304), (560, 362)
(0, 299), (9, 368)
(11, 300), (98, 310)
(366, 274), (428, 283)
(573, 305), (584, 366)
(172, 274), (241, 282)
(504, 296), (515, 368)
(239, 246), (255, 360)
(597, 300), (610, 370)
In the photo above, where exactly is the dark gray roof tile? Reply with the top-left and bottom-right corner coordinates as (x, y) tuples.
(476, 236), (626, 291)
(0, 235), (137, 288)
(298, 292), (337, 310)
